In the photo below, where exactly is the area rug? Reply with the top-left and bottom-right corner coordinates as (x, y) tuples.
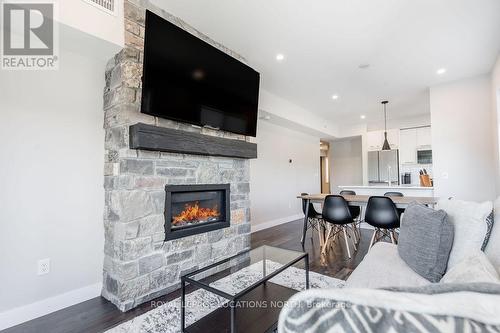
(106, 261), (345, 333)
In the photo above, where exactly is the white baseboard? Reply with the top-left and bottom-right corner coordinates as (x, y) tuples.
(0, 282), (102, 330)
(251, 214), (303, 233)
(250, 216), (374, 233)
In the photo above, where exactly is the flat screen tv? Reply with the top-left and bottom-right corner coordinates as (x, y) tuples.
(141, 10), (260, 137)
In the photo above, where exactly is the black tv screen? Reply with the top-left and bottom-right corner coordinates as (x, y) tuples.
(141, 10), (260, 137)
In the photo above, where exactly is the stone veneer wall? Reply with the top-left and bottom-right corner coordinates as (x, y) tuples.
(102, 0), (252, 311)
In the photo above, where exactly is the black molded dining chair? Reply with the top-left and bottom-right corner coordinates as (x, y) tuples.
(383, 191), (403, 197)
(321, 195), (358, 258)
(301, 193), (322, 218)
(365, 196), (401, 248)
(339, 190), (361, 243)
(339, 190), (361, 220)
(384, 191), (406, 216)
(301, 193), (323, 244)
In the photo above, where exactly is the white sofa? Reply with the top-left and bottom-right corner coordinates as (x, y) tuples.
(346, 199), (500, 288)
(278, 201), (500, 333)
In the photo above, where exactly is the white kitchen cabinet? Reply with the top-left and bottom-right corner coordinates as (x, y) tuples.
(366, 131), (382, 151)
(416, 126), (432, 147)
(399, 128), (417, 164)
(367, 129), (399, 151)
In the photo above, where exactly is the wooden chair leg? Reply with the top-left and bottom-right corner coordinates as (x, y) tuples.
(321, 225), (332, 254)
(342, 227), (352, 259)
(369, 229), (378, 249)
(351, 223), (358, 244)
(390, 230), (398, 244)
(356, 221), (361, 242)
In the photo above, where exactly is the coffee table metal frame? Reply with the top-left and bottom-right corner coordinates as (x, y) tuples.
(180, 246), (310, 332)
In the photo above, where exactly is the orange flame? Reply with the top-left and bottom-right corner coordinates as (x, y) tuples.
(172, 201), (220, 225)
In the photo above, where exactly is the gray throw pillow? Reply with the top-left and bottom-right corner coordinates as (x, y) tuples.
(398, 202), (454, 282)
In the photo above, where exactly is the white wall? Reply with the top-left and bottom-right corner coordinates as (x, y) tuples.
(329, 137), (363, 193)
(430, 74), (496, 201)
(259, 90), (339, 138)
(250, 121), (320, 232)
(58, 0), (124, 47)
(0, 44), (108, 329)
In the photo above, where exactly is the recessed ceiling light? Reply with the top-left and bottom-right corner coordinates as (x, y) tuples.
(360, 115), (366, 119)
(331, 95), (339, 100)
(276, 54), (285, 61)
(436, 68), (447, 75)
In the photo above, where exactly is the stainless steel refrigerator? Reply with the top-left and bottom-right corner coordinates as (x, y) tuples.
(368, 150), (400, 184)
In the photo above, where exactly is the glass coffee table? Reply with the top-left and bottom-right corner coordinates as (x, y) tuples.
(181, 245), (309, 333)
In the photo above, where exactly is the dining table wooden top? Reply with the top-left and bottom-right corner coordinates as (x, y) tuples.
(297, 193), (438, 207)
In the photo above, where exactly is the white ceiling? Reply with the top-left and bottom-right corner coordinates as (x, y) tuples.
(152, 0), (500, 126)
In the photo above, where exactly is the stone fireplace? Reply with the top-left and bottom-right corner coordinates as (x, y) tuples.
(101, 0), (252, 311)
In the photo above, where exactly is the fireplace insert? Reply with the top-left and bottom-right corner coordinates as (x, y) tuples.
(164, 184), (230, 240)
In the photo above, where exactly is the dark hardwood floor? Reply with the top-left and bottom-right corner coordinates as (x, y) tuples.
(252, 219), (371, 280)
(2, 220), (370, 333)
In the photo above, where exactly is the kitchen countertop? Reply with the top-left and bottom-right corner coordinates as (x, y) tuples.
(298, 193), (438, 206)
(339, 185), (434, 190)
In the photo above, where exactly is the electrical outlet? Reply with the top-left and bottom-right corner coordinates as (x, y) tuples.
(37, 258), (50, 275)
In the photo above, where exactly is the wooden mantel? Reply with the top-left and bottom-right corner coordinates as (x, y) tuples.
(129, 123), (258, 159)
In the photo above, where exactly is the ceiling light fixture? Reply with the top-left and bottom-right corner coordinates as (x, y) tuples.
(381, 101), (391, 150)
(360, 115), (366, 119)
(436, 68), (447, 75)
(276, 54), (285, 61)
(331, 95), (339, 100)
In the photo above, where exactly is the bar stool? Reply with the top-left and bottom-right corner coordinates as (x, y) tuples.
(339, 190), (361, 243)
(301, 193), (323, 244)
(365, 196), (401, 249)
(321, 195), (358, 258)
(384, 191), (405, 217)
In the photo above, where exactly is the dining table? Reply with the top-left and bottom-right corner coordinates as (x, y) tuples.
(297, 193), (439, 247)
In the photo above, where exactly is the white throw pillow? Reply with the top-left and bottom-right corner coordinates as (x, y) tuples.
(485, 197), (500, 273)
(436, 198), (492, 271)
(441, 251), (499, 284)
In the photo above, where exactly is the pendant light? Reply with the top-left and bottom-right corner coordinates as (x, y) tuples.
(381, 101), (391, 150)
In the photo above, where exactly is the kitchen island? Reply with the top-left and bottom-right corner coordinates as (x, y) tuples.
(338, 185), (434, 197)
